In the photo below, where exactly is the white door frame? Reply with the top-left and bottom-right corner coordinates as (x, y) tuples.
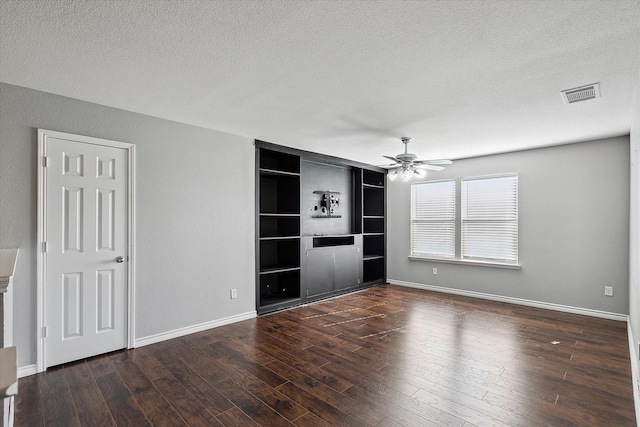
(36, 129), (136, 372)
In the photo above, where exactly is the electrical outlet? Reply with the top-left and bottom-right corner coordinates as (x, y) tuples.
(604, 286), (613, 297)
(230, 289), (238, 299)
(432, 268), (438, 275)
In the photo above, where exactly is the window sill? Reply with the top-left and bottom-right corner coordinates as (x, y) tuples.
(408, 256), (521, 270)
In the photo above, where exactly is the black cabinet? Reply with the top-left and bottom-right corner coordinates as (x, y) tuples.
(257, 148), (301, 314)
(302, 235), (362, 302)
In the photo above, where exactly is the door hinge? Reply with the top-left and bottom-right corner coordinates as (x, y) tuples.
(43, 326), (48, 338)
(42, 242), (48, 253)
(42, 156), (48, 167)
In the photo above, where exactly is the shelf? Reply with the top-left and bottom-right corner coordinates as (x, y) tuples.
(363, 255), (384, 261)
(259, 266), (301, 274)
(260, 172), (300, 214)
(363, 234), (384, 257)
(363, 217), (384, 234)
(259, 168), (300, 177)
(260, 149), (300, 174)
(363, 257), (385, 283)
(259, 270), (301, 303)
(363, 183), (384, 189)
(259, 239), (300, 273)
(260, 216), (300, 238)
(363, 169), (385, 186)
(259, 236), (300, 242)
(363, 186), (384, 217)
(313, 235), (354, 247)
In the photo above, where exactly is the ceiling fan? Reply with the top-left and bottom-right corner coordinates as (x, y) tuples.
(384, 137), (453, 182)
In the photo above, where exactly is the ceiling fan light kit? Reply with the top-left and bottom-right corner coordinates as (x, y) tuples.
(387, 166), (425, 182)
(384, 137), (452, 182)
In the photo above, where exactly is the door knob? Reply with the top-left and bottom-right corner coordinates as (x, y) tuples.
(116, 256), (124, 263)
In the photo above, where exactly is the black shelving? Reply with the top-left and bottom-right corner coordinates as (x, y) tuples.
(363, 234), (384, 258)
(259, 270), (301, 307)
(260, 216), (300, 238)
(363, 217), (384, 234)
(257, 142), (387, 313)
(363, 169), (385, 186)
(259, 239), (300, 272)
(257, 147), (302, 314)
(363, 186), (384, 217)
(363, 258), (385, 283)
(361, 169), (386, 284)
(259, 172), (300, 214)
(260, 149), (300, 174)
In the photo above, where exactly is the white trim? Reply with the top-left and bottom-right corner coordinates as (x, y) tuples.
(461, 172), (519, 181)
(388, 279), (628, 321)
(127, 144), (137, 349)
(134, 311), (257, 348)
(37, 129), (136, 373)
(628, 322), (640, 427)
(17, 364), (38, 379)
(408, 256), (521, 269)
(37, 134), (45, 372)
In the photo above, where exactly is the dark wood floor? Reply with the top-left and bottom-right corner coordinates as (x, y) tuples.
(16, 285), (636, 426)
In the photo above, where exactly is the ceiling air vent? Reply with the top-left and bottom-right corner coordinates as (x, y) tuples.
(561, 83), (600, 104)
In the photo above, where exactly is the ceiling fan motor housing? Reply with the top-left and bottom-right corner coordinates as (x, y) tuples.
(396, 153), (417, 162)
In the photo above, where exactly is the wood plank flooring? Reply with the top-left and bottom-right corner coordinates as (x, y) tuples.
(16, 285), (636, 426)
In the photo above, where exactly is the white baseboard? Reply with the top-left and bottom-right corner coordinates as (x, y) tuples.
(134, 311), (257, 348)
(17, 364), (37, 378)
(388, 279), (628, 321)
(628, 323), (640, 427)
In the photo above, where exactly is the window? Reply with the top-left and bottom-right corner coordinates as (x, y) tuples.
(410, 180), (455, 259)
(410, 174), (518, 267)
(462, 175), (518, 265)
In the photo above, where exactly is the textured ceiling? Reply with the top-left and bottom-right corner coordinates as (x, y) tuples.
(2, 1), (640, 165)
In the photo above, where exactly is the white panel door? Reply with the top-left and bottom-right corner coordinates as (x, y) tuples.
(44, 135), (128, 367)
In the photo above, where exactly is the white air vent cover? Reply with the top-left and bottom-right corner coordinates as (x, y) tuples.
(561, 83), (601, 104)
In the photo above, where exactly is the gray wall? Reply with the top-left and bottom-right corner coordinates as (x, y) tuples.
(0, 83), (256, 368)
(387, 137), (630, 314)
(629, 72), (640, 374)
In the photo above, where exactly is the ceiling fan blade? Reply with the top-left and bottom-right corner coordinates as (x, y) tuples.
(414, 159), (453, 165)
(383, 155), (399, 163)
(415, 164), (446, 171)
(385, 164), (403, 169)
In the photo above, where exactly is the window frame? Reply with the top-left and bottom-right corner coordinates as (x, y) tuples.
(409, 173), (520, 269)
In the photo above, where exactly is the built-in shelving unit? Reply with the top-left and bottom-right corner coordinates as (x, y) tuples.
(257, 148), (301, 313)
(362, 169), (386, 285)
(256, 141), (386, 314)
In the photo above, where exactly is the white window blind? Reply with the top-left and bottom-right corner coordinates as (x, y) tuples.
(461, 175), (518, 264)
(411, 180), (456, 259)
